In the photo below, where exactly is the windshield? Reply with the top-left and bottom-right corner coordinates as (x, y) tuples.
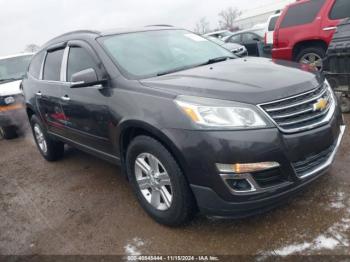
(0, 55), (32, 82)
(99, 29), (234, 79)
(206, 36), (224, 45)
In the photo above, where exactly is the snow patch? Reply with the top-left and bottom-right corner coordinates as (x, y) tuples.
(266, 191), (350, 256)
(273, 243), (312, 256)
(124, 237), (145, 256)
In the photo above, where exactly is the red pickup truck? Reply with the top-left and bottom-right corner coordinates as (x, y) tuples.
(272, 0), (350, 70)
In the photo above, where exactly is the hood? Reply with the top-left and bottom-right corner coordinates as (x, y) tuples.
(140, 57), (322, 104)
(0, 80), (22, 97)
(222, 42), (243, 51)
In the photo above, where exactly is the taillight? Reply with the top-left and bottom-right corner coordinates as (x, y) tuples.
(264, 32), (267, 45)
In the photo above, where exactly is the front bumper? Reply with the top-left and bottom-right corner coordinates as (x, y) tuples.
(163, 106), (344, 217)
(0, 104), (26, 127)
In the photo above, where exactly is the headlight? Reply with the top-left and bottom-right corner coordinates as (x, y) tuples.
(175, 96), (269, 129)
(4, 96), (15, 105)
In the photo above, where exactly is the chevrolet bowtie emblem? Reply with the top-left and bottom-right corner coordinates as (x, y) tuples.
(313, 98), (328, 112)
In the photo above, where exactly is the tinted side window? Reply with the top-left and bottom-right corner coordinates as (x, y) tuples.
(43, 49), (64, 81)
(67, 47), (98, 82)
(268, 16), (279, 31)
(29, 52), (45, 79)
(242, 33), (259, 42)
(330, 0), (350, 20)
(280, 0), (326, 28)
(227, 34), (241, 43)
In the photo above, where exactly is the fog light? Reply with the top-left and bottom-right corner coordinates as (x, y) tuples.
(216, 162), (280, 174)
(226, 179), (252, 191)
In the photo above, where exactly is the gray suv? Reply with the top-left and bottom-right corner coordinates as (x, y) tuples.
(22, 27), (344, 226)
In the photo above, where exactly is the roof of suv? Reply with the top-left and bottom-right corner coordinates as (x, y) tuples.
(41, 26), (179, 50)
(0, 52), (33, 60)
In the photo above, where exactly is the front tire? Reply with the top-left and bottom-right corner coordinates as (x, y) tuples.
(30, 115), (64, 161)
(126, 136), (196, 226)
(0, 126), (18, 140)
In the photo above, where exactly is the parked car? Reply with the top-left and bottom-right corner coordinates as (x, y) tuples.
(23, 27), (344, 226)
(272, 0), (350, 71)
(324, 18), (350, 112)
(265, 13), (280, 47)
(224, 28), (265, 56)
(205, 36), (248, 57)
(204, 30), (233, 39)
(0, 53), (32, 139)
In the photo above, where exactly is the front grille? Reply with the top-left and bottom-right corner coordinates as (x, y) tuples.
(259, 84), (334, 133)
(292, 145), (335, 178)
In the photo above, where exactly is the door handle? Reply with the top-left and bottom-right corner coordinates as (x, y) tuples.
(61, 95), (70, 101)
(36, 91), (42, 96)
(323, 26), (337, 31)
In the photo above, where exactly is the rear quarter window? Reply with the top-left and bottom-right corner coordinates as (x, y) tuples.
(29, 52), (45, 79)
(330, 0), (350, 20)
(280, 0), (326, 28)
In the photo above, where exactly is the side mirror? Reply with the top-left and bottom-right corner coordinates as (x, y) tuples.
(70, 68), (107, 88)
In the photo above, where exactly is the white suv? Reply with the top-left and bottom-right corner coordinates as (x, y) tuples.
(0, 53), (33, 139)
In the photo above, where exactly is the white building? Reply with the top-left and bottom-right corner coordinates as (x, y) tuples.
(234, 0), (296, 30)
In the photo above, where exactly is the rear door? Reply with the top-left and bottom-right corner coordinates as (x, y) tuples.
(59, 41), (114, 154)
(321, 0), (350, 43)
(36, 45), (67, 135)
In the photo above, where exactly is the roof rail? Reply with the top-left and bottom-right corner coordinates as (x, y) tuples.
(145, 24), (174, 27)
(51, 30), (101, 39)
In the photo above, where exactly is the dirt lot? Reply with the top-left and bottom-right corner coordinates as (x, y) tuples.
(1, 116), (350, 257)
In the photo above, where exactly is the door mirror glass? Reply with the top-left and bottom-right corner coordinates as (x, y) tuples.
(70, 68), (105, 88)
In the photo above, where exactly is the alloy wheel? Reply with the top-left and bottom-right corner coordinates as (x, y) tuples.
(299, 53), (323, 71)
(34, 124), (48, 154)
(134, 153), (173, 211)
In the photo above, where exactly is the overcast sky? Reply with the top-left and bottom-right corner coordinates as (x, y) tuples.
(0, 0), (275, 56)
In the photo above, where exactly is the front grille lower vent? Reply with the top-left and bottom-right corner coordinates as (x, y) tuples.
(292, 144), (335, 178)
(259, 84), (334, 133)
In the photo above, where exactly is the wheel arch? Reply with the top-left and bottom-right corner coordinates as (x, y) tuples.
(118, 120), (187, 181)
(25, 103), (36, 120)
(292, 39), (328, 61)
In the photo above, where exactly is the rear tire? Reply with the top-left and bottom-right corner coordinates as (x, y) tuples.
(295, 47), (326, 71)
(0, 126), (18, 140)
(30, 115), (64, 161)
(126, 135), (196, 226)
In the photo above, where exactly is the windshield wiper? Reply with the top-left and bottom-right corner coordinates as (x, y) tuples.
(200, 56), (234, 66)
(157, 65), (195, 76)
(156, 56), (234, 77)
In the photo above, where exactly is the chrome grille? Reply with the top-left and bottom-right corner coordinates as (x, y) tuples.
(258, 83), (335, 133)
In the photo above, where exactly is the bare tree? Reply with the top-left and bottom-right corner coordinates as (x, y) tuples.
(194, 17), (210, 35)
(24, 44), (40, 53)
(218, 7), (241, 30)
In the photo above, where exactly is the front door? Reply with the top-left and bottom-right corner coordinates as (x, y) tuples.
(60, 43), (114, 154)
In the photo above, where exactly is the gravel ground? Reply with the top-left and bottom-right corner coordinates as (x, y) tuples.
(0, 116), (350, 257)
